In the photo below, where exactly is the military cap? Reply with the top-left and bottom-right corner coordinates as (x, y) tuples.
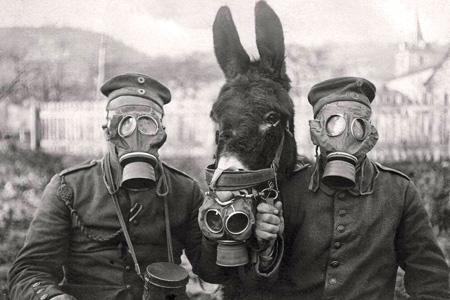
(308, 77), (376, 117)
(101, 73), (171, 111)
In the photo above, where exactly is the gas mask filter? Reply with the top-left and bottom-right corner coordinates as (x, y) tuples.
(309, 101), (378, 189)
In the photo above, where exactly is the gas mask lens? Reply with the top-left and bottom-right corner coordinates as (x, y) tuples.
(205, 207), (250, 236)
(138, 116), (159, 135)
(351, 118), (366, 140)
(205, 209), (224, 233)
(226, 211), (250, 235)
(119, 116), (137, 137)
(326, 115), (346, 136)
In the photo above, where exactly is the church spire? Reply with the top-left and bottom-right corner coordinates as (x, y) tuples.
(416, 12), (425, 47)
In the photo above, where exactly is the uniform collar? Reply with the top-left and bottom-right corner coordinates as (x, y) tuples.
(309, 156), (379, 196)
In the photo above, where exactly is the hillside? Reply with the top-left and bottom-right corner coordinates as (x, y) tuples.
(0, 26), (223, 103)
(1, 25), (437, 105)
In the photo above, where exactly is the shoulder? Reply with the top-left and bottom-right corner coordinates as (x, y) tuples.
(284, 156), (312, 188)
(162, 162), (196, 182)
(58, 159), (99, 178)
(375, 162), (411, 181)
(292, 155), (311, 174)
(162, 163), (203, 196)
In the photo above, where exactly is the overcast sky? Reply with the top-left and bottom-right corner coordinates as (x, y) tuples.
(2, 0), (450, 57)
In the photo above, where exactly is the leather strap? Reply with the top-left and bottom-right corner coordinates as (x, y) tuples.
(205, 166), (275, 190)
(206, 128), (286, 191)
(103, 152), (142, 278)
(103, 154), (175, 273)
(156, 162), (174, 264)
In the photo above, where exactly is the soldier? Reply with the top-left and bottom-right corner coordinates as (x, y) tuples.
(8, 73), (277, 300)
(268, 77), (450, 299)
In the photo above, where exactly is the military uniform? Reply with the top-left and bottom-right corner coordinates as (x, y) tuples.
(8, 155), (219, 300)
(265, 158), (450, 299)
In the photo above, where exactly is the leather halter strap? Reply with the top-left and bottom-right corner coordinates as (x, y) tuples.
(206, 129), (286, 191)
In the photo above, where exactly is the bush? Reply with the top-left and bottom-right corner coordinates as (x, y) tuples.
(0, 141), (65, 298)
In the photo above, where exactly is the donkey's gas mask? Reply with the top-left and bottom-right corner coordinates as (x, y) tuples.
(307, 77), (378, 190)
(199, 167), (279, 267)
(199, 132), (284, 267)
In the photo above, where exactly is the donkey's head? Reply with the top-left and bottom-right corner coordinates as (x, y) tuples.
(211, 1), (297, 182)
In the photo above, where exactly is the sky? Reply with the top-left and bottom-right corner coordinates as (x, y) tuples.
(2, 0), (450, 57)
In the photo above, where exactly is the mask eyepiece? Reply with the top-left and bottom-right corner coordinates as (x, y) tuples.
(326, 114), (346, 137)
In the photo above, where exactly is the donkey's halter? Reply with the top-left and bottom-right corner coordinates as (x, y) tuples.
(205, 128), (286, 205)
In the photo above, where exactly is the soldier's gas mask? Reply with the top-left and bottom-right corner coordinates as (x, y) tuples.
(309, 101), (378, 189)
(104, 102), (166, 189)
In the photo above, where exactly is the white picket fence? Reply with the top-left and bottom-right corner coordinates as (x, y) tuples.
(36, 90), (450, 162)
(39, 101), (107, 156)
(37, 100), (215, 158)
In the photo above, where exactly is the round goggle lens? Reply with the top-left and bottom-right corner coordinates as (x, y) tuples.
(326, 115), (346, 136)
(205, 209), (224, 233)
(351, 118), (366, 140)
(138, 116), (158, 135)
(226, 212), (250, 235)
(119, 116), (136, 137)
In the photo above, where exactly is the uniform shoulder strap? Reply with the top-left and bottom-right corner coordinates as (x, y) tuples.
(58, 159), (97, 177)
(162, 162), (194, 180)
(375, 162), (410, 181)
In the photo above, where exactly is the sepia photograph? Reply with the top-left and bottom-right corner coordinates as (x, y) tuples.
(1, 0), (449, 299)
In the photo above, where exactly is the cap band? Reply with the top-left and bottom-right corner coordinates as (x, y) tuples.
(313, 93), (371, 117)
(107, 95), (164, 114)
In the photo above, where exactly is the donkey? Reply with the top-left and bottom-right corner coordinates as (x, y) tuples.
(209, 0), (298, 186)
(199, 1), (302, 298)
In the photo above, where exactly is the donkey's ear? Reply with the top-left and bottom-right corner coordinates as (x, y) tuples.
(213, 6), (250, 79)
(255, 1), (286, 78)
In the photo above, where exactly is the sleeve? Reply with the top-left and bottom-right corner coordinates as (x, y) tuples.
(182, 181), (225, 284)
(253, 235), (284, 279)
(8, 174), (71, 300)
(395, 180), (450, 299)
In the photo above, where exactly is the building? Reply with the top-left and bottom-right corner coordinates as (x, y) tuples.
(371, 17), (450, 162)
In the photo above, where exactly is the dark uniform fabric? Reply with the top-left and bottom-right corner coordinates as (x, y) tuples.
(8, 155), (219, 300)
(266, 158), (449, 300)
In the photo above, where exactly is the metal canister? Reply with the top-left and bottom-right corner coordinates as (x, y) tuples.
(143, 262), (189, 300)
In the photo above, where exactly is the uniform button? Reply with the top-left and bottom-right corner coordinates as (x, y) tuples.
(338, 193), (346, 200)
(125, 266), (131, 271)
(32, 282), (41, 287)
(329, 278), (337, 285)
(40, 294), (49, 300)
(334, 242), (342, 249)
(132, 219), (139, 226)
(330, 260), (340, 268)
(126, 284), (131, 289)
(338, 209), (347, 217)
(337, 225), (345, 233)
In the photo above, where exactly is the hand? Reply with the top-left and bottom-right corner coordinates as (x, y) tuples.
(255, 201), (284, 255)
(52, 294), (78, 300)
